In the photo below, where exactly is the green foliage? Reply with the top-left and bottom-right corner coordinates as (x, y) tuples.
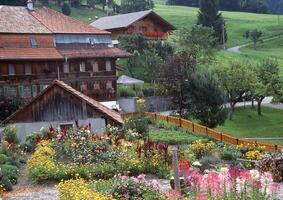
(0, 177), (12, 191)
(244, 29), (263, 49)
(120, 0), (154, 13)
(0, 154), (8, 165)
(184, 68), (228, 128)
(118, 87), (136, 98)
(0, 96), (23, 121)
(217, 143), (242, 161)
(0, 164), (19, 184)
(149, 129), (200, 145)
(197, 0), (227, 44)
(3, 125), (19, 144)
(124, 116), (150, 137)
(62, 3), (72, 16)
(0, 146), (12, 157)
(0, 0), (26, 6)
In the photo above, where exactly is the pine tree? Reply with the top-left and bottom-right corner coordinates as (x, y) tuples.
(197, 0), (227, 44)
(62, 3), (71, 16)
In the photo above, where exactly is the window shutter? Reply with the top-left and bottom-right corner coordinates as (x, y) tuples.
(32, 85), (37, 97)
(18, 85), (24, 97)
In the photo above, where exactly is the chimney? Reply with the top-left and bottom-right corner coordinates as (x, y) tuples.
(27, 0), (33, 11)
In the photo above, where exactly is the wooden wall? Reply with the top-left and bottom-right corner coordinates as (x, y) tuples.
(10, 85), (106, 123)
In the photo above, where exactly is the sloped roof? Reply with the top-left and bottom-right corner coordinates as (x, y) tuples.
(4, 80), (123, 125)
(91, 10), (175, 31)
(59, 47), (132, 59)
(0, 48), (63, 60)
(0, 6), (51, 33)
(31, 7), (109, 34)
(0, 6), (108, 34)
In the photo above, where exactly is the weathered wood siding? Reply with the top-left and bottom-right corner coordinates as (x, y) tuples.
(10, 85), (105, 123)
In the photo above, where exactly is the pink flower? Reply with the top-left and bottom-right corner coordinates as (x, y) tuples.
(131, 177), (140, 183)
(56, 134), (62, 140)
(268, 183), (280, 194)
(165, 190), (181, 200)
(228, 166), (241, 181)
(137, 174), (146, 180)
(196, 192), (207, 200)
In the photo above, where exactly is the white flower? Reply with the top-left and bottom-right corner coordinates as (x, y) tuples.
(250, 169), (260, 180)
(192, 161), (202, 167)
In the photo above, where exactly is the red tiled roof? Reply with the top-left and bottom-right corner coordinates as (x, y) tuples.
(0, 6), (51, 33)
(4, 80), (123, 125)
(30, 7), (109, 34)
(0, 48), (64, 60)
(59, 47), (132, 59)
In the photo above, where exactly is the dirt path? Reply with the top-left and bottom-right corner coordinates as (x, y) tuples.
(2, 159), (58, 200)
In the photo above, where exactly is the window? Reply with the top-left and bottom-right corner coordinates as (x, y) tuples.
(7, 86), (17, 97)
(30, 36), (37, 48)
(8, 64), (15, 75)
(93, 82), (100, 90)
(80, 82), (87, 91)
(43, 63), (49, 73)
(63, 62), (69, 73)
(139, 26), (147, 33)
(106, 60), (111, 71)
(106, 81), (113, 89)
(60, 123), (73, 131)
(24, 86), (32, 98)
(92, 61), (98, 72)
(80, 62), (86, 72)
(25, 64), (32, 75)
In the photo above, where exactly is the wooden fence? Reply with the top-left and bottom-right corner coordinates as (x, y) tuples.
(122, 112), (283, 152)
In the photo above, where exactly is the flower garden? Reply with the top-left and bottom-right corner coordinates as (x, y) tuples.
(0, 108), (283, 199)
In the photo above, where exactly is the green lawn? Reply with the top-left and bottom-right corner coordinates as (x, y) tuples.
(153, 1), (283, 47)
(216, 106), (283, 145)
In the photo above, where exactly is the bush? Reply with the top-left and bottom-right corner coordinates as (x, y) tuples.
(3, 125), (19, 144)
(124, 116), (149, 137)
(0, 146), (12, 157)
(118, 88), (136, 98)
(62, 3), (71, 16)
(0, 164), (19, 184)
(189, 140), (216, 159)
(142, 88), (155, 97)
(218, 144), (242, 161)
(0, 154), (8, 165)
(0, 177), (12, 191)
(6, 156), (20, 168)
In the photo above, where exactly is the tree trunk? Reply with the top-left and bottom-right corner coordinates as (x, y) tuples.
(229, 102), (235, 120)
(251, 99), (254, 109)
(257, 100), (262, 115)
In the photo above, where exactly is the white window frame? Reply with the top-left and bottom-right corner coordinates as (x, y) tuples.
(63, 62), (70, 73)
(92, 61), (99, 72)
(106, 60), (111, 71)
(80, 62), (86, 72)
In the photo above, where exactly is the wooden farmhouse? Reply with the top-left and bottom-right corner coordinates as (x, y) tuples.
(0, 1), (131, 103)
(3, 80), (123, 142)
(91, 10), (176, 40)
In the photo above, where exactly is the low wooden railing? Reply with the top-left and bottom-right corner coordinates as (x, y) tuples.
(122, 112), (283, 152)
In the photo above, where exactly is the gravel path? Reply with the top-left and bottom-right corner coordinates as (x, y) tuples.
(2, 160), (58, 200)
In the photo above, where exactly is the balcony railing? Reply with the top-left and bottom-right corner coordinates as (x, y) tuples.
(143, 32), (167, 38)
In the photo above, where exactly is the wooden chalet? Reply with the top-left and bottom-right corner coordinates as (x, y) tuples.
(91, 10), (176, 40)
(0, 1), (131, 103)
(3, 80), (123, 141)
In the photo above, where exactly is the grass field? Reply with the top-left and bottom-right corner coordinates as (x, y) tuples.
(216, 106), (283, 145)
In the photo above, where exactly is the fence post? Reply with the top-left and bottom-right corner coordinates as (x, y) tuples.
(236, 138), (239, 145)
(192, 123), (194, 132)
(179, 118), (182, 127)
(275, 145), (278, 152)
(205, 127), (208, 136)
(154, 113), (157, 121)
(172, 146), (181, 192)
(166, 116), (169, 123)
(220, 133), (223, 142)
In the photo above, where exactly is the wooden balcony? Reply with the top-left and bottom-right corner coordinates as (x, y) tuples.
(143, 32), (168, 39)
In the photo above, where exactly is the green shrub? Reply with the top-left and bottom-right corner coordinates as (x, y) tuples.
(118, 88), (136, 98)
(3, 125), (19, 144)
(0, 154), (8, 165)
(0, 176), (12, 191)
(124, 117), (149, 139)
(0, 164), (19, 184)
(218, 144), (242, 161)
(0, 146), (12, 157)
(142, 88), (155, 97)
(6, 156), (20, 168)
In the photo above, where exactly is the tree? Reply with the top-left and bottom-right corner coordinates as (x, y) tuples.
(62, 3), (72, 16)
(215, 61), (256, 120)
(253, 58), (283, 115)
(197, 0), (227, 44)
(243, 29), (263, 49)
(161, 25), (217, 116)
(241, 0), (267, 13)
(184, 68), (228, 128)
(120, 0), (154, 13)
(0, 97), (23, 121)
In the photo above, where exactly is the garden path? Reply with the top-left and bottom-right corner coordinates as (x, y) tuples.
(2, 158), (58, 200)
